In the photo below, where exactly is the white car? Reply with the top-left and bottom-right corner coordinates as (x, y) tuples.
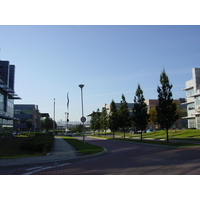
(64, 131), (73, 137)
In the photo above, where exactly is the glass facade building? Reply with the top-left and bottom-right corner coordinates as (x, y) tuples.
(14, 104), (41, 132)
(0, 60), (21, 135)
(182, 68), (200, 129)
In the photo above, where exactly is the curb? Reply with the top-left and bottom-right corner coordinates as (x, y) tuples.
(0, 148), (108, 169)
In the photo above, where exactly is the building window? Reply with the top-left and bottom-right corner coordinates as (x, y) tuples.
(187, 103), (195, 110)
(196, 96), (200, 105)
(188, 118), (196, 128)
(186, 88), (194, 97)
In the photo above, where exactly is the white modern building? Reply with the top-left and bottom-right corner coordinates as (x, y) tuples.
(182, 68), (200, 129)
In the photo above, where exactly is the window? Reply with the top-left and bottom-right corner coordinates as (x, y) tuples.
(196, 96), (200, 105)
(186, 88), (194, 97)
(187, 103), (195, 110)
(188, 118), (196, 128)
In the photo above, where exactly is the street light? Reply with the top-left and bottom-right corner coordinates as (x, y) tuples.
(79, 84), (86, 144)
(53, 98), (55, 135)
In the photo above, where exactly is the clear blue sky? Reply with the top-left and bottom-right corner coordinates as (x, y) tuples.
(0, 25), (200, 122)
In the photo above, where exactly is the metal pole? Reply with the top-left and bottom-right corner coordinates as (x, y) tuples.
(79, 84), (85, 144)
(53, 98), (55, 135)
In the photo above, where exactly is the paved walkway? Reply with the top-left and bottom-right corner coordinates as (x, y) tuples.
(0, 136), (79, 168)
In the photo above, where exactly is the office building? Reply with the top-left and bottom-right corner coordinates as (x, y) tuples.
(14, 104), (41, 132)
(182, 68), (200, 129)
(0, 60), (21, 134)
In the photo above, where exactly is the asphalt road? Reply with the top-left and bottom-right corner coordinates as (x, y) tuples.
(1, 136), (200, 175)
(33, 136), (200, 175)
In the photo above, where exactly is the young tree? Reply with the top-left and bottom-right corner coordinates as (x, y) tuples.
(100, 106), (108, 137)
(96, 108), (101, 136)
(117, 94), (132, 139)
(43, 117), (53, 132)
(132, 84), (149, 141)
(90, 111), (97, 135)
(156, 69), (179, 143)
(148, 107), (157, 130)
(108, 100), (119, 138)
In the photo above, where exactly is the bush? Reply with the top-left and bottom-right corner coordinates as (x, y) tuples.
(20, 133), (54, 153)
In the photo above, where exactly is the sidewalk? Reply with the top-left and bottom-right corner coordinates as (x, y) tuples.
(0, 136), (79, 168)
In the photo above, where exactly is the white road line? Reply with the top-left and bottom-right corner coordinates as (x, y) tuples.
(23, 163), (71, 175)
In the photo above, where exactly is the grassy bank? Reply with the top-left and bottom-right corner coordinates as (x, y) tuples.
(62, 136), (104, 156)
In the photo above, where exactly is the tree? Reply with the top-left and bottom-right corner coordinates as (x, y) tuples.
(75, 124), (83, 133)
(108, 100), (119, 138)
(117, 94), (132, 139)
(132, 84), (149, 141)
(96, 109), (101, 136)
(90, 111), (98, 135)
(43, 117), (53, 132)
(100, 106), (108, 137)
(148, 107), (157, 130)
(26, 120), (33, 132)
(156, 69), (179, 143)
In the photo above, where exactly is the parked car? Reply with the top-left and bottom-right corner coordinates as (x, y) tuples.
(64, 131), (73, 137)
(146, 129), (154, 133)
(13, 131), (21, 136)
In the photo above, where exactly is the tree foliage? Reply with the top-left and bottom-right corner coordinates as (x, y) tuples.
(43, 117), (53, 132)
(132, 84), (149, 140)
(108, 100), (119, 138)
(117, 94), (132, 139)
(156, 69), (179, 142)
(148, 107), (157, 130)
(100, 106), (108, 137)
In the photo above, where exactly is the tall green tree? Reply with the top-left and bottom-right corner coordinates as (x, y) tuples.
(90, 111), (97, 135)
(108, 100), (119, 138)
(117, 94), (132, 139)
(43, 117), (53, 132)
(96, 109), (101, 136)
(132, 84), (149, 141)
(100, 106), (108, 137)
(156, 69), (179, 143)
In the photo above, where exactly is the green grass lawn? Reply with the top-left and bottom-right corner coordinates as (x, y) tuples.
(87, 129), (200, 147)
(62, 136), (104, 156)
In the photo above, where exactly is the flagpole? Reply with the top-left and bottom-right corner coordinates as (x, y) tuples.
(67, 92), (69, 130)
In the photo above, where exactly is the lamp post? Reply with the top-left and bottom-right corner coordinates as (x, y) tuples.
(79, 84), (86, 144)
(53, 98), (55, 135)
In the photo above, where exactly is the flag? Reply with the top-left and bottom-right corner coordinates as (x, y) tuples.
(67, 92), (69, 109)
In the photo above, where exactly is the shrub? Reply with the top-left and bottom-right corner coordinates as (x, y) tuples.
(20, 133), (54, 153)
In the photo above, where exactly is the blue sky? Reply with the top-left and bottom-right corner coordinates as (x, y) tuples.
(0, 25), (200, 123)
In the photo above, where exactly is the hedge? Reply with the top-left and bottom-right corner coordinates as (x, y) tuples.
(20, 133), (54, 153)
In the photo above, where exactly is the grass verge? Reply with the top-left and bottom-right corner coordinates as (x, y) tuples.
(88, 135), (200, 147)
(62, 136), (104, 156)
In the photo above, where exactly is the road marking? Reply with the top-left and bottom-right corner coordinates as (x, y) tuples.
(23, 163), (71, 175)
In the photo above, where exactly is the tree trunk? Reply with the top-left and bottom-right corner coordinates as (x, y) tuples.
(166, 129), (169, 143)
(113, 132), (115, 138)
(141, 131), (142, 141)
(124, 131), (125, 139)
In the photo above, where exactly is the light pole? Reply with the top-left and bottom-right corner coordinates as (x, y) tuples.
(79, 84), (86, 144)
(53, 98), (55, 135)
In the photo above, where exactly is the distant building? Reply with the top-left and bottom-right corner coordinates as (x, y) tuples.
(106, 103), (134, 116)
(145, 98), (187, 129)
(182, 68), (200, 129)
(14, 104), (41, 132)
(0, 60), (21, 134)
(105, 99), (187, 129)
